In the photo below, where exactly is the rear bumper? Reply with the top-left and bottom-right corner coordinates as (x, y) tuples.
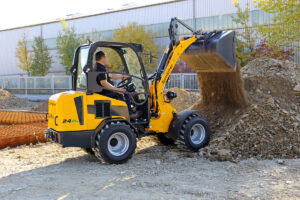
(45, 128), (94, 148)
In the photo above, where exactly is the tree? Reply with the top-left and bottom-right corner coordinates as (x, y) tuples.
(15, 32), (33, 75)
(232, 0), (257, 66)
(56, 19), (83, 73)
(108, 22), (160, 72)
(31, 37), (52, 76)
(253, 0), (299, 53)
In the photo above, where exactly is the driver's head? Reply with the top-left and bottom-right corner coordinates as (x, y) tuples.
(95, 51), (106, 65)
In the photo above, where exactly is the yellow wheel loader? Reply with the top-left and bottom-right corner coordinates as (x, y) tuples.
(45, 18), (237, 164)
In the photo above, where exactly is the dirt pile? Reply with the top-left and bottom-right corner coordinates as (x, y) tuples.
(31, 100), (48, 112)
(169, 58), (299, 161)
(196, 58), (300, 161)
(0, 89), (34, 109)
(165, 87), (199, 111)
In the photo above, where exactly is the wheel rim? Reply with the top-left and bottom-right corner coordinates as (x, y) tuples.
(189, 123), (206, 145)
(108, 132), (129, 156)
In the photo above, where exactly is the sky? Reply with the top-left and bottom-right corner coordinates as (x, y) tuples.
(0, 0), (170, 30)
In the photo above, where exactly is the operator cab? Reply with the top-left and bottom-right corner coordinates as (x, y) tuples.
(71, 41), (150, 125)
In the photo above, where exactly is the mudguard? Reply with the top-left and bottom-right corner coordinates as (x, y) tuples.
(167, 110), (200, 141)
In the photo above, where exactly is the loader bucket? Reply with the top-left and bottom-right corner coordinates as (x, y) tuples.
(181, 31), (237, 72)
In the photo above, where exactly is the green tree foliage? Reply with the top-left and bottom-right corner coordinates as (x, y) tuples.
(31, 37), (52, 76)
(254, 0), (299, 52)
(232, 0), (257, 66)
(108, 22), (160, 72)
(232, 0), (299, 64)
(56, 19), (83, 73)
(15, 32), (33, 75)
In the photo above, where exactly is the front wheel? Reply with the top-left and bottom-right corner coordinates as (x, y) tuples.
(94, 122), (136, 164)
(179, 115), (210, 152)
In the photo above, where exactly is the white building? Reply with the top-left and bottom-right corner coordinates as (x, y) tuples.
(0, 0), (292, 76)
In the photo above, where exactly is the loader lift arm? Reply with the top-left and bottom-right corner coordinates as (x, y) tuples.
(150, 18), (200, 117)
(149, 17), (236, 124)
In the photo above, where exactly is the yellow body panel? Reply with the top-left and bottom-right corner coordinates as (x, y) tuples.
(148, 36), (197, 133)
(48, 91), (127, 132)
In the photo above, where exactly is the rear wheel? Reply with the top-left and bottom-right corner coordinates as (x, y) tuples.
(94, 122), (136, 164)
(157, 133), (175, 145)
(179, 114), (210, 152)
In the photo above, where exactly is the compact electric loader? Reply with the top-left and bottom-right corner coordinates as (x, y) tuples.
(45, 18), (237, 164)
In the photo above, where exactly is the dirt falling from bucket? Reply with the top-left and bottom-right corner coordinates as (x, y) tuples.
(190, 63), (249, 110)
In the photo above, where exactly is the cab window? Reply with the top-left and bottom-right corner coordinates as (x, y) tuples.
(76, 47), (89, 89)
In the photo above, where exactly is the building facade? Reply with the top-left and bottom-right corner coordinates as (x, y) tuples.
(0, 0), (293, 76)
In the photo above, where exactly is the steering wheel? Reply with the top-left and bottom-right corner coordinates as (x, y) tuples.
(128, 92), (148, 106)
(116, 77), (132, 88)
(117, 77), (148, 106)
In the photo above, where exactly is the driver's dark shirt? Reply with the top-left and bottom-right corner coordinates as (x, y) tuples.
(95, 63), (114, 86)
(95, 62), (123, 101)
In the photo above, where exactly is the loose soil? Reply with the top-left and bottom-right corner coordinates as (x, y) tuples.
(31, 100), (48, 112)
(165, 87), (199, 112)
(0, 89), (35, 110)
(189, 58), (300, 161)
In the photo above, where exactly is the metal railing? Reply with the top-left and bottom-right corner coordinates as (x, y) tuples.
(0, 75), (72, 94)
(165, 73), (199, 90)
(0, 73), (199, 94)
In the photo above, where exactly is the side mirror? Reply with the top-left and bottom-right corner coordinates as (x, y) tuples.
(148, 50), (152, 64)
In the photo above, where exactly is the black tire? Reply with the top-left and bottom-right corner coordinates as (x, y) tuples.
(94, 122), (136, 164)
(179, 114), (210, 152)
(82, 148), (94, 155)
(157, 133), (175, 145)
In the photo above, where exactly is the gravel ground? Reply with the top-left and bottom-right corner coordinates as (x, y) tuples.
(0, 141), (299, 200)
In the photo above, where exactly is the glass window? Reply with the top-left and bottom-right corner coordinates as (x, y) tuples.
(263, 10), (271, 24)
(104, 47), (125, 73)
(76, 46), (89, 89)
(44, 38), (56, 49)
(251, 10), (259, 25)
(258, 10), (264, 25)
(123, 47), (145, 98)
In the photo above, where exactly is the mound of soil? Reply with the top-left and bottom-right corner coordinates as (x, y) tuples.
(0, 89), (35, 109)
(170, 58), (300, 161)
(199, 58), (300, 161)
(0, 122), (47, 149)
(31, 100), (48, 112)
(165, 87), (199, 112)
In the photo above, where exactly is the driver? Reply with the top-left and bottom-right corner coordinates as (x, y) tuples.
(95, 51), (140, 119)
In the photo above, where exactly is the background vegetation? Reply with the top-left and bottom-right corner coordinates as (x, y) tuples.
(232, 0), (299, 66)
(31, 36), (52, 76)
(15, 32), (33, 76)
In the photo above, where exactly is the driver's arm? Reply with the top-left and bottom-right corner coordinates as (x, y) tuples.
(100, 80), (125, 93)
(109, 74), (130, 80)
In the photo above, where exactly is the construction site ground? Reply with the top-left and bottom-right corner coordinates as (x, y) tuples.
(0, 142), (299, 200)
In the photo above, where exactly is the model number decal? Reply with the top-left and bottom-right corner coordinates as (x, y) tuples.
(62, 119), (79, 123)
